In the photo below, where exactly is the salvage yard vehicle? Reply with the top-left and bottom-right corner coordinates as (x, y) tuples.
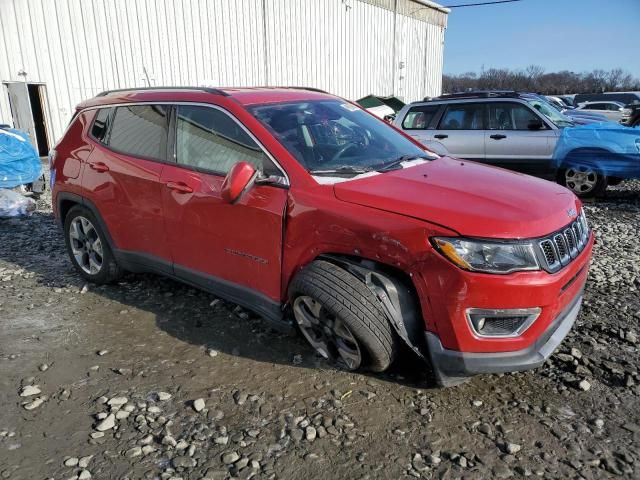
(394, 91), (640, 197)
(575, 101), (627, 123)
(51, 87), (593, 386)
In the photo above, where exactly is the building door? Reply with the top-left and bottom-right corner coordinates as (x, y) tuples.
(3, 81), (52, 156)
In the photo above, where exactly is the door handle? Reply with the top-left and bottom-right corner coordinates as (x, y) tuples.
(88, 162), (109, 172)
(165, 181), (193, 194)
(434, 134), (448, 139)
(490, 134), (507, 140)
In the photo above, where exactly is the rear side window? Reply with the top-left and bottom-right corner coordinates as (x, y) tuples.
(90, 108), (112, 142)
(401, 105), (439, 130)
(438, 104), (484, 130)
(107, 105), (169, 161)
(175, 105), (274, 175)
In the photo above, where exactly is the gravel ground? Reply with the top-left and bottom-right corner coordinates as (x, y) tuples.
(0, 179), (639, 480)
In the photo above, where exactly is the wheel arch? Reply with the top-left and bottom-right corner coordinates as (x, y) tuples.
(300, 253), (429, 361)
(56, 192), (117, 251)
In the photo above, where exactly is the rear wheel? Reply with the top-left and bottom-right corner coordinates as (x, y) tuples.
(64, 205), (123, 284)
(289, 260), (398, 372)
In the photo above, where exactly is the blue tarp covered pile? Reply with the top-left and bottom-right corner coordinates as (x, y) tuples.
(0, 127), (42, 188)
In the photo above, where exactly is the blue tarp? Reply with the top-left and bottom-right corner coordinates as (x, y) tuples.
(553, 122), (640, 179)
(0, 127), (42, 188)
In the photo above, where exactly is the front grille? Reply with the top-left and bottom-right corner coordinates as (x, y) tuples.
(536, 214), (589, 273)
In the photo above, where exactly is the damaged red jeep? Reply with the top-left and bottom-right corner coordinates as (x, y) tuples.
(51, 87), (593, 386)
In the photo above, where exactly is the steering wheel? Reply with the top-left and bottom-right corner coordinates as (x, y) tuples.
(330, 142), (359, 163)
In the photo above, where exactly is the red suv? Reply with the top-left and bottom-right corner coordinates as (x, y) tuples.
(51, 87), (593, 386)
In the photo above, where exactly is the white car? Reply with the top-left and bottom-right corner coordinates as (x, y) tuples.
(575, 101), (626, 122)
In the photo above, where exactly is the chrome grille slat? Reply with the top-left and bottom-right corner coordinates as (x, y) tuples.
(536, 217), (589, 273)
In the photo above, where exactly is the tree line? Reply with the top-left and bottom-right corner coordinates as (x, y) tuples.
(442, 66), (640, 95)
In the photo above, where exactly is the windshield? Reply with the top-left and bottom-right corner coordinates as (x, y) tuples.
(526, 98), (575, 127)
(249, 100), (430, 175)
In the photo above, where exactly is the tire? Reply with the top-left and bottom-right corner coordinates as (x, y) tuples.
(289, 260), (398, 372)
(557, 148), (608, 198)
(64, 205), (123, 284)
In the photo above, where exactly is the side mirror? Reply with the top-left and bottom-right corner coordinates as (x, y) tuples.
(221, 162), (257, 204)
(528, 119), (544, 130)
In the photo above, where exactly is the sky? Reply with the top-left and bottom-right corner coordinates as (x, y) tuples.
(442, 0), (640, 78)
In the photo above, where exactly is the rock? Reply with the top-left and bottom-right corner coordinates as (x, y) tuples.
(214, 435), (229, 445)
(172, 456), (196, 468)
(115, 410), (130, 420)
(147, 406), (161, 414)
(23, 397), (45, 410)
(193, 398), (205, 412)
(38, 364), (49, 372)
(63, 457), (79, 467)
(503, 442), (522, 455)
(78, 470), (91, 480)
(141, 445), (156, 455)
(157, 392), (172, 401)
(78, 456), (93, 468)
(592, 418), (605, 429)
(19, 385), (41, 397)
(95, 414), (116, 431)
(290, 429), (304, 442)
(305, 426), (317, 441)
(425, 454), (441, 466)
(126, 446), (142, 458)
(207, 349), (219, 357)
(97, 350), (108, 356)
(472, 400), (483, 407)
(578, 379), (592, 391)
(222, 451), (240, 464)
(107, 396), (128, 407)
(90, 432), (104, 439)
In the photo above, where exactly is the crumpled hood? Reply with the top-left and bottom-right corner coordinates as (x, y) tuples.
(333, 157), (581, 239)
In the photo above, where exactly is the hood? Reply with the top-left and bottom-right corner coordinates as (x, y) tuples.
(333, 157), (581, 239)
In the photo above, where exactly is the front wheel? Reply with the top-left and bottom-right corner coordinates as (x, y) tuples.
(289, 260), (398, 372)
(558, 165), (607, 198)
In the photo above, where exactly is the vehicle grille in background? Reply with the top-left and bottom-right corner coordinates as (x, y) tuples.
(536, 215), (589, 273)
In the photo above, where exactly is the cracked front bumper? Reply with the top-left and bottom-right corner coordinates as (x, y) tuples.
(426, 290), (584, 387)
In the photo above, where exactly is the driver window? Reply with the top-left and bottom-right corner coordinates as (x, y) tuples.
(175, 105), (276, 175)
(488, 103), (541, 130)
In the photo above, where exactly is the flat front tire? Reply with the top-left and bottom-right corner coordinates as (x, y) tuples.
(64, 205), (123, 284)
(289, 260), (398, 372)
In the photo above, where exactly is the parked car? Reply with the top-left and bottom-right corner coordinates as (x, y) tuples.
(575, 101), (627, 122)
(51, 86), (593, 387)
(621, 103), (640, 127)
(545, 96), (574, 109)
(574, 92), (640, 106)
(393, 90), (636, 196)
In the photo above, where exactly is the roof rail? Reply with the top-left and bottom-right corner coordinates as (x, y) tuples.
(96, 86), (229, 97)
(283, 86), (329, 94)
(424, 90), (521, 101)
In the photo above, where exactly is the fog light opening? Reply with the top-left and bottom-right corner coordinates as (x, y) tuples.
(466, 308), (541, 338)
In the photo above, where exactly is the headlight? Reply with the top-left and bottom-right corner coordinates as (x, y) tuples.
(432, 237), (540, 274)
(621, 108), (632, 117)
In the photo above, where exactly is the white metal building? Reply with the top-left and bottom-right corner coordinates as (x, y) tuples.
(0, 0), (448, 153)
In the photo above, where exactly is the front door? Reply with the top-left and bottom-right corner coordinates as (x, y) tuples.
(161, 104), (288, 303)
(484, 102), (556, 178)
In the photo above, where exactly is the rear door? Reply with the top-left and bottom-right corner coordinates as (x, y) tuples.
(484, 101), (556, 178)
(430, 102), (486, 160)
(83, 104), (172, 271)
(160, 103), (288, 303)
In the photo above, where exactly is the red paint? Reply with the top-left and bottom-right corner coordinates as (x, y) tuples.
(221, 162), (257, 203)
(53, 87), (594, 358)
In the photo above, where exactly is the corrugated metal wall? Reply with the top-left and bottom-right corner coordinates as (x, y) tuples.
(0, 0), (447, 142)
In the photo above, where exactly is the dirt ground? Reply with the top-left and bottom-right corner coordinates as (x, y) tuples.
(1, 179), (639, 480)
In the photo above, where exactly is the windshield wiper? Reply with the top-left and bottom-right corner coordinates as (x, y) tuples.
(376, 154), (430, 172)
(309, 166), (373, 176)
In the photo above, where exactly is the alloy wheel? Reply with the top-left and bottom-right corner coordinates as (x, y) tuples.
(565, 167), (598, 194)
(293, 295), (362, 370)
(69, 216), (104, 275)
